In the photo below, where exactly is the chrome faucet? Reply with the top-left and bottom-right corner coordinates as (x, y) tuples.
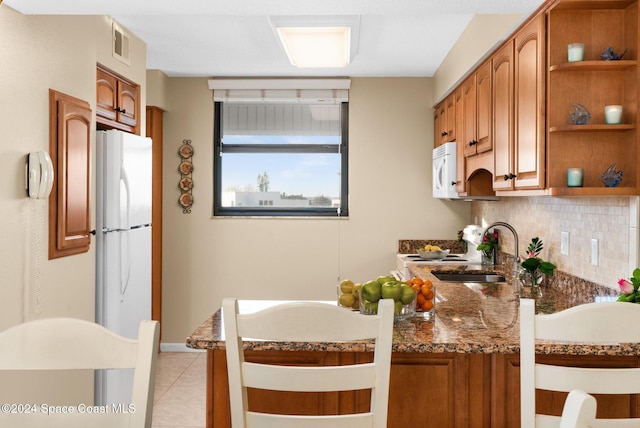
(484, 221), (518, 261)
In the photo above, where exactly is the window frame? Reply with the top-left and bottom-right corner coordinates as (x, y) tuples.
(213, 101), (349, 217)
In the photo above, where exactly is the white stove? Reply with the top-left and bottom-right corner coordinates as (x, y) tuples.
(394, 225), (485, 280)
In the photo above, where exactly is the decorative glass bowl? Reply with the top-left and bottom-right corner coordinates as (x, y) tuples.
(360, 295), (416, 322)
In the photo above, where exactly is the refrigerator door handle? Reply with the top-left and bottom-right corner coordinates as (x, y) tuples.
(121, 166), (132, 229)
(120, 231), (132, 302)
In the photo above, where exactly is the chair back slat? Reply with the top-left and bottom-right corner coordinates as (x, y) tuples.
(224, 298), (394, 428)
(520, 299), (640, 427)
(0, 318), (159, 428)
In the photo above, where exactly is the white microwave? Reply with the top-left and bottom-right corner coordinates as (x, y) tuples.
(432, 142), (461, 199)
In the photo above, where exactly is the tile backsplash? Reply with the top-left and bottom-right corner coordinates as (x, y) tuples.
(471, 196), (639, 288)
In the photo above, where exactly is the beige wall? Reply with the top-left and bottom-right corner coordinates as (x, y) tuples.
(0, 5), (147, 402)
(147, 69), (170, 110)
(432, 14), (525, 103)
(158, 77), (471, 343)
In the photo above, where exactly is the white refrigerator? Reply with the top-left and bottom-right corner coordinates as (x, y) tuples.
(95, 129), (153, 405)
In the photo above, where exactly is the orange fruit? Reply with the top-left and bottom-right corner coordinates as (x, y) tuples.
(410, 283), (421, 292)
(420, 283), (433, 296)
(423, 290), (434, 300)
(421, 300), (434, 311)
(411, 277), (424, 286)
(416, 294), (426, 307)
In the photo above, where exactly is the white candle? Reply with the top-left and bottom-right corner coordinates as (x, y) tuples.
(567, 43), (585, 62)
(605, 105), (623, 124)
(567, 168), (584, 187)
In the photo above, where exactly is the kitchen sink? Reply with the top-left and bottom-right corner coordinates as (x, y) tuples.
(433, 272), (506, 283)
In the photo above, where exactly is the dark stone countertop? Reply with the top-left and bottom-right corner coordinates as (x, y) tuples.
(186, 264), (638, 356)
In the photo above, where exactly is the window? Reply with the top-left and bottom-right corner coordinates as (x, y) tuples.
(211, 80), (349, 217)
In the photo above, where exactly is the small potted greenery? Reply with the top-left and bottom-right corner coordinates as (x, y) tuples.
(520, 237), (556, 288)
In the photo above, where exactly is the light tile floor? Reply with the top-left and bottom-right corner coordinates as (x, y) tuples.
(152, 352), (207, 428)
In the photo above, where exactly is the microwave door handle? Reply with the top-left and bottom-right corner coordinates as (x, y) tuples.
(435, 158), (445, 190)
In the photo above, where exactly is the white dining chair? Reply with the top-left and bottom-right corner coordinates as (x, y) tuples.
(0, 318), (159, 428)
(222, 298), (395, 428)
(558, 390), (597, 428)
(520, 298), (640, 427)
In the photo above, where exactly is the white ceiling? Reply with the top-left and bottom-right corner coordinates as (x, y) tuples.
(4, 0), (545, 78)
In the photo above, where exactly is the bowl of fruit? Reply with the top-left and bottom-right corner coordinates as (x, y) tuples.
(417, 244), (450, 260)
(406, 276), (436, 320)
(359, 275), (416, 321)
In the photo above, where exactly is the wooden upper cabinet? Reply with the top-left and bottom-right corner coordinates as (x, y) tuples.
(475, 61), (492, 154)
(96, 68), (118, 121)
(462, 61), (492, 158)
(462, 74), (477, 157)
(454, 88), (466, 193)
(49, 89), (92, 259)
(96, 66), (139, 134)
(444, 94), (456, 143)
(117, 78), (138, 127)
(493, 40), (515, 190)
(434, 102), (446, 147)
(434, 94), (458, 148)
(513, 14), (545, 190)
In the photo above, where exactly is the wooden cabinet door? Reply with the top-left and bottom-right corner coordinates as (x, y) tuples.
(454, 88), (466, 193)
(96, 66), (140, 134)
(117, 78), (138, 127)
(445, 94), (456, 143)
(434, 102), (446, 147)
(475, 61), (492, 154)
(462, 74), (477, 157)
(492, 41), (515, 190)
(48, 90), (92, 259)
(513, 14), (545, 190)
(96, 67), (117, 121)
(492, 353), (640, 427)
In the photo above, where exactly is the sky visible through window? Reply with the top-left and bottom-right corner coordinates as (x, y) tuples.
(221, 135), (341, 199)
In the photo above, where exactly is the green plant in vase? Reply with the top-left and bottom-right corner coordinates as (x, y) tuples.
(520, 237), (556, 288)
(477, 230), (498, 265)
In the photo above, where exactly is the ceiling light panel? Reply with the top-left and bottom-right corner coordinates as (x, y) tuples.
(270, 16), (360, 69)
(277, 26), (350, 68)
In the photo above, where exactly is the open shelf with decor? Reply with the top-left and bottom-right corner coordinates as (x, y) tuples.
(545, 0), (639, 195)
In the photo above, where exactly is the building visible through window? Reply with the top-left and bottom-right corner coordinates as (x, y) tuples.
(213, 101), (349, 217)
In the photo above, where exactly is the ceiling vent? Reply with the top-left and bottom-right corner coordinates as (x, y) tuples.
(112, 22), (130, 65)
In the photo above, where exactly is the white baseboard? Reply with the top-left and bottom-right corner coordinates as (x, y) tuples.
(160, 343), (205, 353)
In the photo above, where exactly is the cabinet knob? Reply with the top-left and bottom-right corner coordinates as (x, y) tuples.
(114, 107), (127, 114)
(503, 173), (517, 180)
(441, 131), (448, 137)
(451, 181), (457, 186)
(469, 140), (478, 147)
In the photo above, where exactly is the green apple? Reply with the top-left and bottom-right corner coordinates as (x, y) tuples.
(377, 275), (395, 285)
(394, 299), (403, 315)
(361, 280), (381, 303)
(381, 282), (403, 300)
(363, 300), (379, 314)
(400, 284), (417, 305)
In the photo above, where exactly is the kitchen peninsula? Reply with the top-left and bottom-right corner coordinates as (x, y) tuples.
(187, 267), (638, 428)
